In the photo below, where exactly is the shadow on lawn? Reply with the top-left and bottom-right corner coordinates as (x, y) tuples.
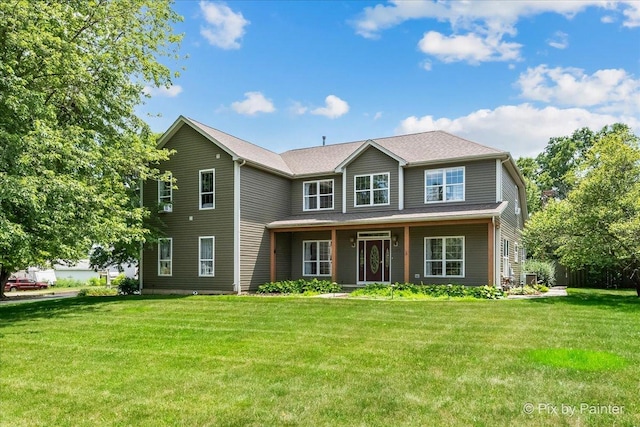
(0, 295), (187, 328)
(525, 288), (639, 312)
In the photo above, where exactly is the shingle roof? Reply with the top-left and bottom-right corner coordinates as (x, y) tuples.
(171, 117), (508, 177)
(280, 131), (506, 176)
(267, 202), (508, 229)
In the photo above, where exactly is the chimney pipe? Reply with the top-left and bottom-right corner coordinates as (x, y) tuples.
(322, 136), (326, 146)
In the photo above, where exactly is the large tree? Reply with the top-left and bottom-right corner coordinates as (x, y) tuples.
(0, 0), (182, 297)
(524, 127), (640, 295)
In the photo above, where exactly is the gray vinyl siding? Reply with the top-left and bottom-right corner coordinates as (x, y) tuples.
(142, 125), (235, 293)
(404, 159), (496, 209)
(240, 166), (291, 291)
(409, 224), (489, 286)
(290, 174), (342, 215)
(346, 147), (400, 213)
(500, 165), (524, 283)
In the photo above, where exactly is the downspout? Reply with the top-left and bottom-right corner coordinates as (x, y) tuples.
(234, 158), (246, 295)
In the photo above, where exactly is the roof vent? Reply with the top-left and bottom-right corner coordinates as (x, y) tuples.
(322, 136), (326, 146)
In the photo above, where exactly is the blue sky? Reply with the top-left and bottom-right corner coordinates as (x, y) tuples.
(141, 1), (640, 159)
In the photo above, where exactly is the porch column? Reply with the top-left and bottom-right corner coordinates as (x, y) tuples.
(270, 229), (276, 283)
(404, 225), (410, 283)
(488, 221), (494, 285)
(331, 228), (337, 282)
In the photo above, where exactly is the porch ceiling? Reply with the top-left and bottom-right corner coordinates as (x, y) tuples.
(266, 202), (507, 230)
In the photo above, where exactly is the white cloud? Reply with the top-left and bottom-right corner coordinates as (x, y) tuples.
(199, 1), (249, 49)
(142, 84), (183, 98)
(289, 101), (308, 115)
(374, 112), (383, 120)
(418, 31), (521, 64)
(622, 1), (640, 27)
(353, 1), (635, 64)
(397, 104), (640, 158)
(311, 95), (350, 119)
(231, 92), (275, 115)
(547, 31), (569, 49)
(517, 65), (640, 114)
(601, 15), (615, 24)
(354, 1), (623, 38)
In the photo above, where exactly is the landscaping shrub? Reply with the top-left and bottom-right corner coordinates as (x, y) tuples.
(257, 279), (342, 294)
(77, 287), (117, 297)
(54, 278), (86, 288)
(117, 278), (140, 295)
(351, 283), (503, 299)
(87, 277), (107, 287)
(111, 274), (126, 287)
(524, 260), (556, 287)
(508, 285), (539, 295)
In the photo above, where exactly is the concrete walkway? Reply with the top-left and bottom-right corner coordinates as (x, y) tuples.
(507, 286), (567, 299)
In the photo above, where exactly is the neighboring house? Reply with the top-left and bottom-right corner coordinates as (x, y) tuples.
(54, 260), (136, 283)
(141, 116), (528, 294)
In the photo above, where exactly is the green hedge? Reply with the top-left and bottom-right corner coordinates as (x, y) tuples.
(77, 287), (118, 297)
(351, 283), (504, 300)
(257, 279), (342, 295)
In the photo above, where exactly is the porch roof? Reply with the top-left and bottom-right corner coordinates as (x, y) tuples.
(266, 202), (508, 229)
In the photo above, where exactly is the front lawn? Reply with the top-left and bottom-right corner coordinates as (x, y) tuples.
(0, 288), (638, 426)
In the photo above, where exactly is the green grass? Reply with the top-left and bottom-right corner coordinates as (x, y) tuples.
(0, 288), (638, 426)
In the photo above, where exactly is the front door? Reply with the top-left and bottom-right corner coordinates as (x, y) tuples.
(358, 238), (391, 283)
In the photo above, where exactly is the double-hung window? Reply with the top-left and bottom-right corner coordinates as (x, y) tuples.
(158, 238), (172, 276)
(354, 173), (389, 206)
(199, 236), (215, 277)
(424, 237), (464, 277)
(303, 240), (332, 276)
(158, 173), (172, 206)
(425, 167), (465, 203)
(199, 169), (215, 209)
(304, 179), (334, 211)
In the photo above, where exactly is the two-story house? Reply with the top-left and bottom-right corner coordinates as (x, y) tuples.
(141, 116), (527, 294)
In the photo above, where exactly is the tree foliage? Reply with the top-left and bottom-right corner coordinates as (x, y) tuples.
(0, 0), (182, 296)
(516, 157), (542, 215)
(523, 127), (640, 295)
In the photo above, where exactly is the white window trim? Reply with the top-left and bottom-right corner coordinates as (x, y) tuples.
(199, 168), (215, 210)
(353, 172), (391, 207)
(303, 179), (334, 211)
(198, 236), (215, 277)
(514, 242), (519, 263)
(502, 239), (510, 277)
(302, 240), (332, 277)
(158, 238), (172, 277)
(158, 173), (172, 206)
(424, 236), (465, 278)
(424, 166), (466, 204)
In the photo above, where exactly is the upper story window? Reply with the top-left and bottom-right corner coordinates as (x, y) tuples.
(304, 179), (334, 211)
(199, 169), (215, 210)
(158, 174), (172, 206)
(158, 238), (172, 276)
(354, 173), (390, 207)
(425, 167), (465, 203)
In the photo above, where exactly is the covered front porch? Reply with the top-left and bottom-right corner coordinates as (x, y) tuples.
(267, 204), (506, 287)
